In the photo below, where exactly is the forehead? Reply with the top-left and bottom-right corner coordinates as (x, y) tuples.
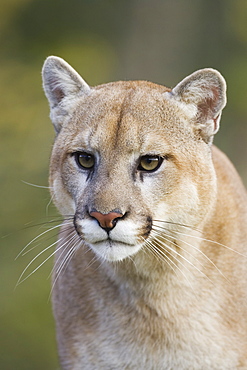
(64, 81), (189, 154)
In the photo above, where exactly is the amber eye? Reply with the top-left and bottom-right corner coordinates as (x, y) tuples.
(75, 152), (95, 170)
(138, 155), (163, 172)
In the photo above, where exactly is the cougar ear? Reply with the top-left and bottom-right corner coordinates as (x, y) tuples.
(42, 56), (91, 133)
(165, 68), (227, 143)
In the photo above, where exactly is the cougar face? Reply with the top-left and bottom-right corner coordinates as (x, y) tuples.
(48, 79), (215, 262)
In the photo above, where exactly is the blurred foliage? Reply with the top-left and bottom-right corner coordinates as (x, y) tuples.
(0, 0), (247, 369)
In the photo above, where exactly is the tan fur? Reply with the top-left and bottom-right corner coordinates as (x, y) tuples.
(42, 56), (247, 369)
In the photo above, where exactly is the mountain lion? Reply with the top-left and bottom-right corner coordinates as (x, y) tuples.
(42, 56), (247, 369)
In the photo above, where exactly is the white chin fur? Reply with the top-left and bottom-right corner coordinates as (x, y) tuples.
(89, 241), (142, 262)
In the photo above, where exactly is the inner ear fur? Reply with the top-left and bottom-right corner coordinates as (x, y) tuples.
(166, 68), (227, 143)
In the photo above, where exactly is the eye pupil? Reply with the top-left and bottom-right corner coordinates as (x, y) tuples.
(138, 156), (162, 172)
(76, 152), (95, 169)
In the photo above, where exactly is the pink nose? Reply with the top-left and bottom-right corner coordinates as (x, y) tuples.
(89, 211), (123, 230)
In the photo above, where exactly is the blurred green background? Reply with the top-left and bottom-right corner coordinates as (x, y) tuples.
(1, 0), (247, 369)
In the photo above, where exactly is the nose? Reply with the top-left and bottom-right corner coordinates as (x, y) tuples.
(89, 210), (123, 231)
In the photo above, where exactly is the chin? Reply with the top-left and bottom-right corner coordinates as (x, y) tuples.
(89, 240), (142, 262)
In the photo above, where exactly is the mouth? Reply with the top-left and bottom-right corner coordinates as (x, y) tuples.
(92, 237), (137, 247)
(86, 239), (143, 262)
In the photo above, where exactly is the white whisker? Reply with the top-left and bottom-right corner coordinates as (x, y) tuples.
(48, 232), (79, 279)
(152, 227), (205, 269)
(144, 237), (177, 274)
(16, 239), (61, 286)
(21, 243), (42, 256)
(153, 226), (230, 282)
(154, 221), (247, 258)
(46, 195), (55, 216)
(153, 219), (200, 232)
(144, 237), (194, 289)
(84, 254), (100, 272)
(127, 254), (139, 274)
(49, 239), (81, 301)
(15, 222), (66, 260)
(21, 180), (52, 189)
(16, 232), (74, 286)
(151, 230), (214, 285)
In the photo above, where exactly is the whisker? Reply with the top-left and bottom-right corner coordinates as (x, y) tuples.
(86, 256), (99, 271)
(143, 237), (177, 275)
(21, 230), (65, 257)
(52, 246), (77, 288)
(152, 227), (205, 268)
(155, 223), (247, 258)
(50, 232), (79, 279)
(21, 180), (52, 189)
(16, 221), (72, 260)
(23, 217), (73, 230)
(151, 230), (214, 285)
(15, 223), (63, 260)
(16, 231), (75, 286)
(127, 254), (139, 274)
(54, 244), (78, 278)
(49, 238), (81, 301)
(21, 242), (42, 256)
(46, 190), (55, 217)
(154, 226), (230, 282)
(144, 237), (194, 289)
(16, 238), (61, 286)
(153, 219), (200, 232)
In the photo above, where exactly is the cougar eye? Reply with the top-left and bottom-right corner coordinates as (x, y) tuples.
(138, 155), (163, 172)
(75, 152), (95, 170)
